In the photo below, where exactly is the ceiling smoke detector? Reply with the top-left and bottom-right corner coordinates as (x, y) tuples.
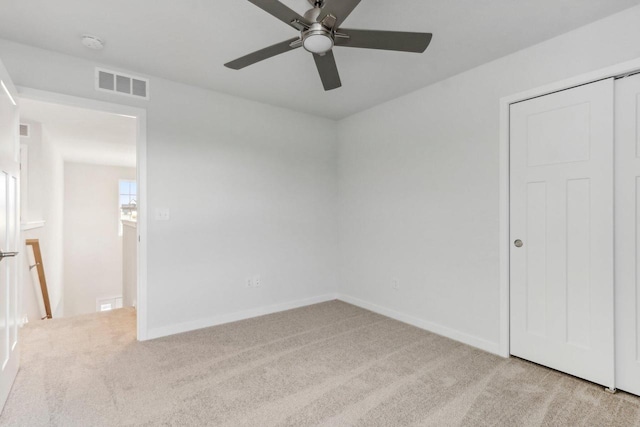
(81, 34), (104, 50)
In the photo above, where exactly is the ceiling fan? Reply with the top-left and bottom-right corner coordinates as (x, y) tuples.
(224, 0), (433, 91)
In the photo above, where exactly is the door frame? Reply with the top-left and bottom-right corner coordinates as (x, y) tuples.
(498, 57), (640, 358)
(16, 87), (149, 341)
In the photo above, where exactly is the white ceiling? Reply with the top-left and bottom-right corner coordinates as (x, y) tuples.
(1, 0), (638, 119)
(20, 98), (136, 167)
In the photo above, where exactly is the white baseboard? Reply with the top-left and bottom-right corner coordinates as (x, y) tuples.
(145, 294), (338, 340)
(145, 292), (502, 357)
(335, 294), (502, 356)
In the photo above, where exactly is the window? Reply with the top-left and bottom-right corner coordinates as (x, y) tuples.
(119, 179), (137, 235)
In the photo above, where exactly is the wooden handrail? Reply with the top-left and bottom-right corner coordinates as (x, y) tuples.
(26, 239), (52, 319)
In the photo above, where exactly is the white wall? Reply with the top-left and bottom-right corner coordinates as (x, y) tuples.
(20, 120), (44, 222)
(0, 39), (340, 336)
(122, 220), (137, 308)
(19, 120), (44, 322)
(19, 120), (64, 319)
(39, 128), (64, 317)
(63, 162), (135, 316)
(337, 5), (640, 353)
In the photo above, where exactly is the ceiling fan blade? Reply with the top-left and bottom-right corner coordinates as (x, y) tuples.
(225, 37), (301, 70)
(335, 29), (433, 53)
(247, 0), (310, 30)
(313, 51), (342, 91)
(319, 0), (361, 27)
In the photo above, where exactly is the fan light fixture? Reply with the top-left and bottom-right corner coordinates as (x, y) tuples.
(303, 32), (333, 54)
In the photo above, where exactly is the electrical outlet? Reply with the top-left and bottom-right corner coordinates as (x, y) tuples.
(246, 277), (253, 288)
(391, 278), (400, 290)
(253, 275), (261, 288)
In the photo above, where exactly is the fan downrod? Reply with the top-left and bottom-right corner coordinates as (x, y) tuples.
(307, 0), (325, 7)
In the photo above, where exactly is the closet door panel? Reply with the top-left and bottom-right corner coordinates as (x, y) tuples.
(510, 78), (615, 388)
(615, 73), (640, 396)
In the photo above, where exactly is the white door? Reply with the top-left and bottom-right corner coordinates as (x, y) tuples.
(0, 61), (21, 411)
(510, 78), (615, 389)
(615, 72), (640, 396)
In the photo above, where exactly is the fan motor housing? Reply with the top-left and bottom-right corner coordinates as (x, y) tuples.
(303, 6), (322, 23)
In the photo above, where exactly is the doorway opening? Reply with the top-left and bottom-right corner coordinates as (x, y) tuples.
(16, 89), (147, 340)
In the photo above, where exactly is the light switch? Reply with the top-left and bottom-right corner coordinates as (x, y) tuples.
(155, 208), (170, 221)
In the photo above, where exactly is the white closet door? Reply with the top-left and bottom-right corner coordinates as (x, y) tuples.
(510, 78), (615, 389)
(615, 73), (640, 396)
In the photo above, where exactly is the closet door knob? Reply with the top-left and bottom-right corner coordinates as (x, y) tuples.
(514, 240), (523, 248)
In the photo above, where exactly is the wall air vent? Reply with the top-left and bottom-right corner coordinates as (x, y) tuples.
(19, 124), (30, 138)
(95, 68), (149, 100)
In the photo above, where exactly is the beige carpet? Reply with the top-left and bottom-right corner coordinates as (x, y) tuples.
(0, 301), (638, 426)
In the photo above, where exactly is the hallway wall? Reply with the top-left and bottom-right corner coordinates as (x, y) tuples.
(63, 162), (135, 316)
(19, 120), (65, 319)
